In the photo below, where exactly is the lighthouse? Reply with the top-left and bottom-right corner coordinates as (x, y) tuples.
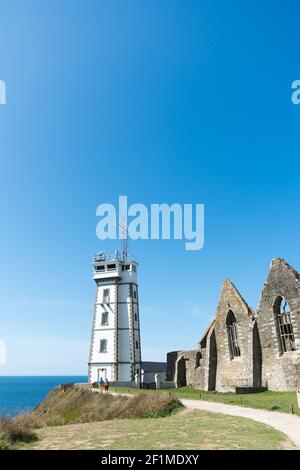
(88, 250), (142, 383)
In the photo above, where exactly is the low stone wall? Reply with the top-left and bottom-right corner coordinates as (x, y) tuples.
(109, 381), (136, 388)
(75, 380), (176, 390)
(159, 381), (176, 389)
(76, 381), (137, 389)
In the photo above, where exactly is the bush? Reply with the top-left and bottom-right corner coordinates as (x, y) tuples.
(33, 388), (182, 425)
(0, 388), (182, 448)
(0, 417), (38, 448)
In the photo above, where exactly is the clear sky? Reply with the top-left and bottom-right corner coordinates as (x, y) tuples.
(0, 0), (300, 375)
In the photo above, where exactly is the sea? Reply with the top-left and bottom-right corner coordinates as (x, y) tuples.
(0, 376), (87, 417)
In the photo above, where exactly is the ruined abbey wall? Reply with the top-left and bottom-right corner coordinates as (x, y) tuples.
(167, 259), (300, 392)
(257, 259), (300, 390)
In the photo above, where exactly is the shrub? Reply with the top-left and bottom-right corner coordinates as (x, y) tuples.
(33, 388), (182, 425)
(0, 388), (182, 448)
(0, 417), (38, 448)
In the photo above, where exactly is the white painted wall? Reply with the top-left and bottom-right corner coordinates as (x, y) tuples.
(118, 364), (131, 381)
(90, 363), (114, 383)
(89, 257), (141, 383)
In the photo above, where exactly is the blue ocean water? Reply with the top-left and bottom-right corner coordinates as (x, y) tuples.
(0, 376), (87, 417)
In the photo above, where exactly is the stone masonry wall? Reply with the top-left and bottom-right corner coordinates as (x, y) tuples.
(257, 259), (300, 390)
(214, 280), (256, 392)
(166, 258), (300, 392)
(166, 349), (205, 388)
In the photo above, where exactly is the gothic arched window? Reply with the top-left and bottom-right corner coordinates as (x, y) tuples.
(195, 351), (202, 368)
(226, 310), (241, 359)
(274, 296), (296, 353)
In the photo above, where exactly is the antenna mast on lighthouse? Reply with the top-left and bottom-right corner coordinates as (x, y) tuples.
(117, 221), (128, 261)
(122, 224), (128, 261)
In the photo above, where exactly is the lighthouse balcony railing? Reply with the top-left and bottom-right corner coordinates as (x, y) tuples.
(94, 252), (137, 263)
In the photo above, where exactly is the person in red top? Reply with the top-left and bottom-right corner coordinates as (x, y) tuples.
(104, 378), (110, 392)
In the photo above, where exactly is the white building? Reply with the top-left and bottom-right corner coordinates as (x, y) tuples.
(88, 251), (142, 383)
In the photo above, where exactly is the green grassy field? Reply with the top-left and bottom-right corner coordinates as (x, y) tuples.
(113, 387), (300, 416)
(0, 389), (181, 449)
(4, 387), (297, 450)
(27, 409), (291, 450)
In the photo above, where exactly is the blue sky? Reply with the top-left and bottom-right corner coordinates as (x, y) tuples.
(0, 0), (300, 374)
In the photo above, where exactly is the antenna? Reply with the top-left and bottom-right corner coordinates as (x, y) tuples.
(122, 225), (128, 261)
(116, 221), (128, 261)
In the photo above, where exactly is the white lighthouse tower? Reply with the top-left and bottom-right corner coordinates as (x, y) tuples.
(88, 249), (142, 383)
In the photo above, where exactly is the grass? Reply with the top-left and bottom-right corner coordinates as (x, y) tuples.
(114, 387), (300, 416)
(0, 388), (183, 450)
(32, 387), (182, 425)
(4, 386), (298, 450)
(0, 416), (38, 449)
(26, 409), (292, 450)
(0, 388), (181, 449)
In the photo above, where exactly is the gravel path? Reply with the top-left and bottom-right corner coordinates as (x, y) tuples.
(181, 399), (300, 449)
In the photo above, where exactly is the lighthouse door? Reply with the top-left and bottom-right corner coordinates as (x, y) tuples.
(97, 368), (107, 380)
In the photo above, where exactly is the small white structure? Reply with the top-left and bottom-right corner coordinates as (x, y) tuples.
(141, 362), (167, 385)
(88, 251), (142, 383)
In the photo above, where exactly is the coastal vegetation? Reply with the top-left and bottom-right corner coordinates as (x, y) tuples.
(0, 387), (294, 450)
(0, 387), (181, 449)
(0, 416), (38, 449)
(33, 387), (181, 425)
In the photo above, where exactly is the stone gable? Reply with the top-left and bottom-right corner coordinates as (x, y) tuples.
(166, 258), (300, 392)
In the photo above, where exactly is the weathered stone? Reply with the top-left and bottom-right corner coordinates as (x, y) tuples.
(257, 258), (300, 390)
(166, 258), (300, 392)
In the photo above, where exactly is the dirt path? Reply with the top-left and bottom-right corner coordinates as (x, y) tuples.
(181, 399), (300, 449)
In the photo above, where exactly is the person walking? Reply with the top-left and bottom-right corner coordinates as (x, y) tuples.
(104, 378), (110, 393)
(99, 376), (104, 392)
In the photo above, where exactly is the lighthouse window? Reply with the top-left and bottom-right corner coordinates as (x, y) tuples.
(101, 312), (109, 325)
(132, 265), (136, 272)
(100, 339), (107, 353)
(125, 264), (130, 270)
(96, 265), (105, 272)
(136, 341), (139, 349)
(133, 290), (137, 299)
(103, 289), (110, 303)
(107, 263), (116, 271)
(135, 313), (137, 321)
